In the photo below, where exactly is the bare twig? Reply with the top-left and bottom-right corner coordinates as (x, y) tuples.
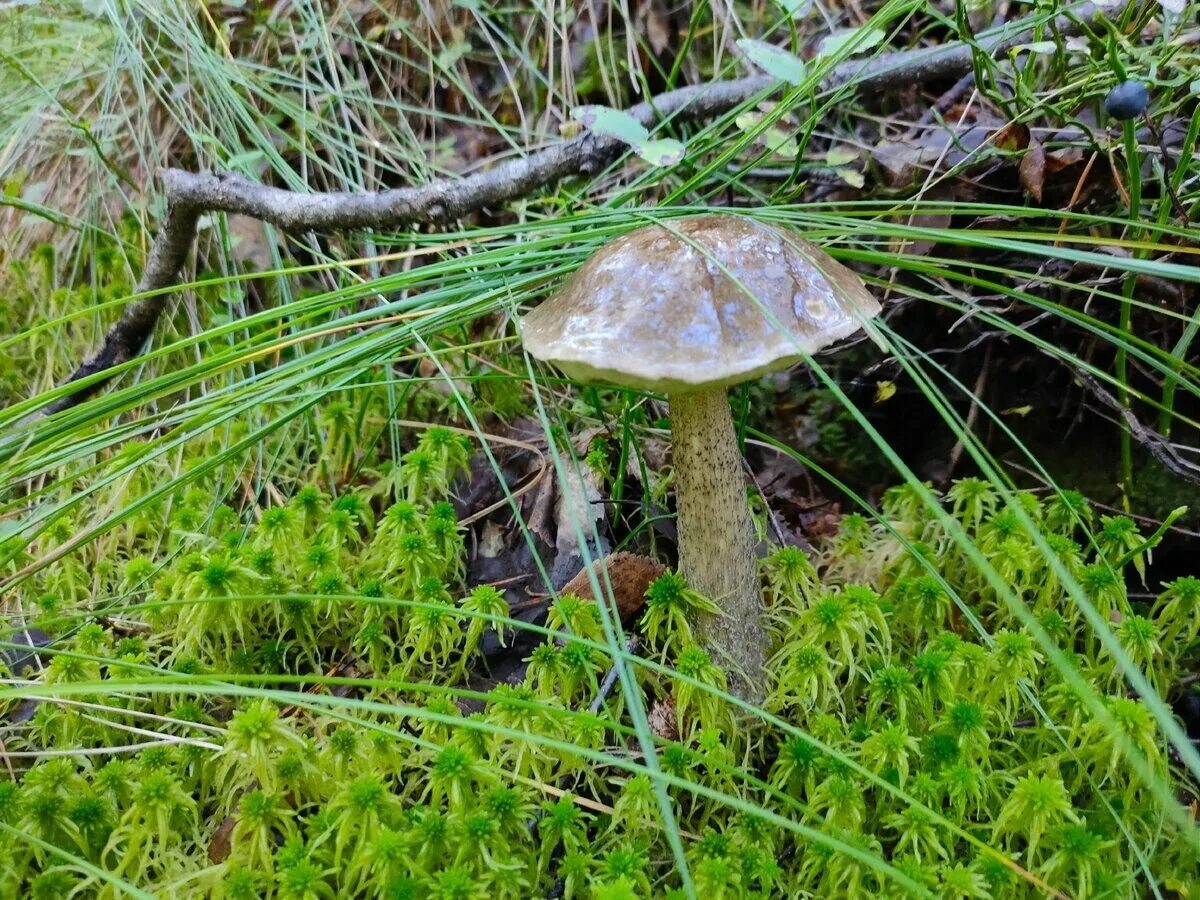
(42, 201), (203, 415)
(44, 0), (1130, 415)
(1074, 370), (1200, 485)
(47, 77), (777, 415)
(915, 71), (979, 127)
(912, 8), (1011, 129)
(947, 343), (992, 478)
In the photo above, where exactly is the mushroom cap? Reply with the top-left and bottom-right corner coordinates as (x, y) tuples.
(520, 215), (881, 393)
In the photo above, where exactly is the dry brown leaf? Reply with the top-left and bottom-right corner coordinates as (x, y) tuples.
(524, 469), (557, 550)
(208, 816), (235, 864)
(637, 0), (671, 54)
(990, 122), (1029, 153)
(873, 124), (994, 185)
(559, 551), (665, 620)
(648, 696), (679, 741)
(550, 465), (608, 586)
(1020, 142), (1046, 202)
(873, 115), (1023, 188)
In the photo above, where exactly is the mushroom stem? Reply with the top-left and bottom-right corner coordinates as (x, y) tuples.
(669, 388), (768, 699)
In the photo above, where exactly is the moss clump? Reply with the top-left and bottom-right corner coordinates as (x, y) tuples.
(3, 467), (1198, 897)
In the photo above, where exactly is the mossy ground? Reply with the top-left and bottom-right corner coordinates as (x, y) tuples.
(3, 429), (1199, 897)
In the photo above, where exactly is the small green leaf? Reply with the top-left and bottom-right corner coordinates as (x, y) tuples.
(764, 132), (797, 157)
(818, 27), (885, 59)
(570, 105), (650, 145)
(827, 145), (864, 186)
(633, 138), (686, 167)
(825, 146), (859, 166)
(735, 112), (798, 157)
(836, 167), (865, 188)
(737, 39), (808, 85)
(570, 107), (684, 166)
(1017, 41), (1058, 55)
(734, 112), (760, 131)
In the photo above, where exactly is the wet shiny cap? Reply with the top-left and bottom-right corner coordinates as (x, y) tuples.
(520, 215), (881, 393)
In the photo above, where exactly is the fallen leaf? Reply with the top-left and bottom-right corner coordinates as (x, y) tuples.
(571, 105), (650, 145)
(990, 122), (1030, 153)
(634, 138), (686, 167)
(874, 380), (897, 403)
(1020, 142), (1046, 202)
(825, 146), (859, 166)
(738, 39), (807, 85)
(558, 552), (666, 620)
(525, 468), (557, 551)
(873, 117), (1014, 187)
(746, 444), (840, 546)
(636, 0), (671, 54)
(873, 126), (987, 185)
(627, 434), (670, 480)
(1016, 40), (1058, 55)
(455, 418), (555, 611)
(836, 167), (865, 188)
(818, 27), (885, 59)
(0, 626), (49, 677)
(208, 817), (235, 863)
(477, 520), (507, 559)
(736, 111), (798, 157)
(648, 697), (680, 741)
(550, 466), (609, 587)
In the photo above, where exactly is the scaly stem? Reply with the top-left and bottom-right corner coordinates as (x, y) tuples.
(669, 388), (767, 699)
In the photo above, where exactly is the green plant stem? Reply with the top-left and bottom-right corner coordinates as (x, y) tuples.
(1116, 119), (1141, 499)
(1115, 506), (1188, 569)
(1159, 108), (1200, 435)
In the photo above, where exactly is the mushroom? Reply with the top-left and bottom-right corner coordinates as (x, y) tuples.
(520, 215), (881, 698)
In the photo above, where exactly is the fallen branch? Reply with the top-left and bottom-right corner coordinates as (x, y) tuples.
(46, 0), (1131, 415)
(1074, 370), (1200, 485)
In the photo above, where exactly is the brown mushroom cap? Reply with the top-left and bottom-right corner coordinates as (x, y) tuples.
(520, 215), (881, 393)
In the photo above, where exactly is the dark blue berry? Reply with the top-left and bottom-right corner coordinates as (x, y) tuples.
(1104, 81), (1148, 121)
